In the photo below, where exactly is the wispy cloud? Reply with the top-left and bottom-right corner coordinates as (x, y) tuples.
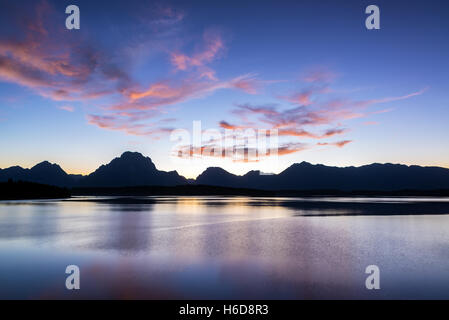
(0, 1), (132, 104)
(87, 112), (174, 137)
(0, 2), (279, 138)
(302, 69), (337, 83)
(215, 71), (426, 157)
(59, 105), (74, 112)
(119, 74), (264, 110)
(170, 31), (225, 72)
(317, 140), (352, 148)
(172, 141), (308, 162)
(0, 1), (428, 154)
(366, 87), (428, 105)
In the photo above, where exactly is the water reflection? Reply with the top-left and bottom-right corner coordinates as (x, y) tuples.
(0, 196), (449, 299)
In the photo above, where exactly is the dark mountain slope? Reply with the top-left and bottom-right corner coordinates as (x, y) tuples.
(80, 151), (187, 187)
(2, 152), (449, 191)
(196, 162), (449, 191)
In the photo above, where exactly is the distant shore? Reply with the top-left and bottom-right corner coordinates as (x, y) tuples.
(71, 185), (449, 197)
(0, 180), (70, 200)
(2, 180), (449, 201)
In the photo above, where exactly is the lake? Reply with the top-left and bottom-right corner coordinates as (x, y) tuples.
(1, 196), (449, 299)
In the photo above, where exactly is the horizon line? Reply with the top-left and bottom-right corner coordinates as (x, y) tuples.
(1, 151), (449, 179)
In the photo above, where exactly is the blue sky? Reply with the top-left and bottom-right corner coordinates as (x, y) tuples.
(0, 0), (448, 178)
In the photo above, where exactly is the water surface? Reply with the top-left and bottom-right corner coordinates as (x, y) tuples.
(1, 196), (449, 299)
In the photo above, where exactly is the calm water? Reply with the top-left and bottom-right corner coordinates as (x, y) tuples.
(1, 196), (449, 299)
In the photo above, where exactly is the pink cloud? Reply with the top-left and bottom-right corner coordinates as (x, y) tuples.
(87, 113), (173, 137)
(367, 87), (428, 105)
(303, 69), (337, 83)
(199, 68), (217, 81)
(0, 2), (429, 150)
(219, 121), (242, 130)
(278, 129), (318, 138)
(289, 90), (314, 106)
(152, 5), (185, 26)
(231, 76), (262, 94)
(170, 31), (225, 72)
(0, 2), (282, 141)
(0, 2), (132, 103)
(215, 75), (425, 159)
(317, 140), (352, 148)
(120, 74), (264, 111)
(172, 141), (308, 161)
(59, 105), (74, 112)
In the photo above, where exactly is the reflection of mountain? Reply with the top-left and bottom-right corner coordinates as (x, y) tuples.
(1, 151), (449, 191)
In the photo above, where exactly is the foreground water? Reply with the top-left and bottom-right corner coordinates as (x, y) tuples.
(1, 196), (449, 299)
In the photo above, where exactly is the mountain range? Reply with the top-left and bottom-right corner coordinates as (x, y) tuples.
(1, 151), (449, 191)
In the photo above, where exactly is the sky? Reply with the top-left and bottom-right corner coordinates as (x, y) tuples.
(0, 0), (448, 178)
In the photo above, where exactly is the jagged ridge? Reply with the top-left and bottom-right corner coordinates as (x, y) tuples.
(1, 152), (449, 191)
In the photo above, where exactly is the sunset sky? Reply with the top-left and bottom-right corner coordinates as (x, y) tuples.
(0, 0), (448, 178)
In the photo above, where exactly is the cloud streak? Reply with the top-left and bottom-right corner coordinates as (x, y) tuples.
(170, 31), (224, 72)
(216, 74), (426, 157)
(0, 1), (428, 161)
(0, 2), (276, 139)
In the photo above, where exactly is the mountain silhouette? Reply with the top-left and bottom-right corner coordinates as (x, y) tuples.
(80, 151), (187, 187)
(1, 152), (449, 191)
(197, 161), (449, 191)
(196, 167), (242, 187)
(0, 152), (187, 187)
(0, 161), (73, 186)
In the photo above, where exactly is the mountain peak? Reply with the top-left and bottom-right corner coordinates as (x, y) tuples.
(119, 151), (146, 160)
(2, 153), (449, 191)
(32, 160), (53, 168)
(107, 151), (156, 168)
(196, 167), (238, 187)
(244, 170), (261, 177)
(31, 161), (65, 173)
(203, 167), (231, 174)
(82, 151), (186, 187)
(280, 161), (313, 173)
(97, 151), (156, 173)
